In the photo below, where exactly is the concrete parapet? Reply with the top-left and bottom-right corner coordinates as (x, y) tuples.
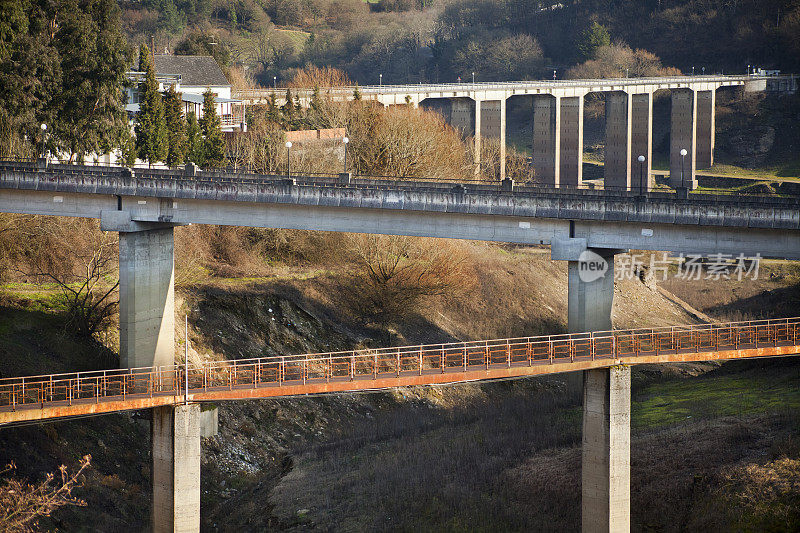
(152, 404), (201, 533)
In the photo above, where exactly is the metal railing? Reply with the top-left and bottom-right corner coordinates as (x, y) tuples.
(1, 317), (798, 415)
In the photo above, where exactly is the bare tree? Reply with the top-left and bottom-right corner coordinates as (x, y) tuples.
(339, 234), (474, 326)
(24, 229), (119, 340)
(0, 455), (91, 532)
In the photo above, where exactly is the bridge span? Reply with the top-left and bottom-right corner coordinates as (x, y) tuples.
(2, 159), (800, 532)
(235, 74), (777, 186)
(1, 317), (798, 425)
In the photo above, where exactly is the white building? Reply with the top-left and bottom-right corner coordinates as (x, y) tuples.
(126, 55), (246, 132)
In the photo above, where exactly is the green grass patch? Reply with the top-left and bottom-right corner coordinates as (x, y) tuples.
(633, 370), (800, 430)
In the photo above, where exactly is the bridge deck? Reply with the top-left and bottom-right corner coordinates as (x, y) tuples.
(1, 318), (797, 425)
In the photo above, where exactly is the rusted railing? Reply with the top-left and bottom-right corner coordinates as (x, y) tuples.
(1, 317), (798, 414)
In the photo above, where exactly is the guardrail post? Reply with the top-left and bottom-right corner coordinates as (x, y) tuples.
(351, 355), (355, 381)
(396, 352), (401, 377)
(506, 341), (511, 368)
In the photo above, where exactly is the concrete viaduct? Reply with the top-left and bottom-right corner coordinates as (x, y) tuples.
(236, 75), (771, 187)
(1, 159), (799, 532)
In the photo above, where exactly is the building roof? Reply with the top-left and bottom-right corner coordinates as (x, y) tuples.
(153, 55), (229, 88)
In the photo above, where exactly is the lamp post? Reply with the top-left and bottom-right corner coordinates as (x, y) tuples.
(40, 123), (47, 159)
(343, 136), (349, 173)
(379, 74), (382, 86)
(273, 76), (277, 90)
(680, 148), (688, 189)
(472, 72), (475, 84)
(638, 155), (646, 194)
(626, 68), (629, 78)
(553, 70), (557, 80)
(691, 66), (695, 76)
(702, 66), (705, 75)
(747, 64), (750, 75)
(285, 141), (292, 178)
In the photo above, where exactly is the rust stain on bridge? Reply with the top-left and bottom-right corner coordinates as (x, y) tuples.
(1, 318), (798, 425)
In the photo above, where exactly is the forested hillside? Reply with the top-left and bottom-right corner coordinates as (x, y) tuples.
(121, 0), (800, 86)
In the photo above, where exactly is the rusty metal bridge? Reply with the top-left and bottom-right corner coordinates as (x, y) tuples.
(2, 317), (798, 426)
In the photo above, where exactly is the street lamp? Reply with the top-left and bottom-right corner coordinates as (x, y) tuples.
(637, 155), (646, 194)
(40, 123), (47, 159)
(626, 68), (629, 78)
(747, 64), (750, 75)
(472, 72), (475, 84)
(285, 141), (292, 178)
(691, 66), (695, 76)
(702, 67), (705, 75)
(553, 70), (557, 80)
(680, 148), (688, 189)
(379, 74), (382, 86)
(273, 76), (277, 89)
(343, 136), (349, 173)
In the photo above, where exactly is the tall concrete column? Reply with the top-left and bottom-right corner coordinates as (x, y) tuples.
(582, 365), (631, 533)
(533, 95), (561, 186)
(499, 98), (507, 180)
(604, 92), (632, 191)
(479, 100), (506, 180)
(669, 89), (697, 189)
(119, 226), (176, 369)
(152, 404), (201, 533)
(696, 90), (715, 169)
(631, 92), (653, 193)
(560, 96), (584, 187)
(474, 98), (482, 177)
(568, 250), (615, 334)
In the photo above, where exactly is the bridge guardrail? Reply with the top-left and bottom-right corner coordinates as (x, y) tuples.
(1, 317), (797, 416)
(1, 160), (799, 206)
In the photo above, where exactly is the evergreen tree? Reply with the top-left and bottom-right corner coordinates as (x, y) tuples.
(138, 43), (151, 73)
(163, 85), (187, 167)
(578, 22), (611, 60)
(282, 88), (295, 120)
(198, 89), (225, 168)
(353, 85), (362, 101)
(186, 111), (203, 166)
(134, 44), (168, 165)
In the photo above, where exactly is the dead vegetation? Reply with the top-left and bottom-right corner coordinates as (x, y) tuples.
(0, 455), (91, 532)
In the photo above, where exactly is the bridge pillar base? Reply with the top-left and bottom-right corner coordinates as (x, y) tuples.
(582, 365), (631, 533)
(152, 403), (201, 533)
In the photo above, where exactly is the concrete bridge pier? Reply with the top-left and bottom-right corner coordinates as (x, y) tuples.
(478, 99), (507, 179)
(474, 98), (482, 177)
(696, 90), (715, 169)
(103, 212), (202, 533)
(605, 92), (632, 191)
(669, 89), (698, 189)
(153, 404), (202, 533)
(533, 95), (561, 186)
(552, 240), (631, 532)
(582, 365), (631, 533)
(631, 92), (653, 193)
(560, 96), (584, 187)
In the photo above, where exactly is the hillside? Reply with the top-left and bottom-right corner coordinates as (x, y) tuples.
(1, 220), (800, 530)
